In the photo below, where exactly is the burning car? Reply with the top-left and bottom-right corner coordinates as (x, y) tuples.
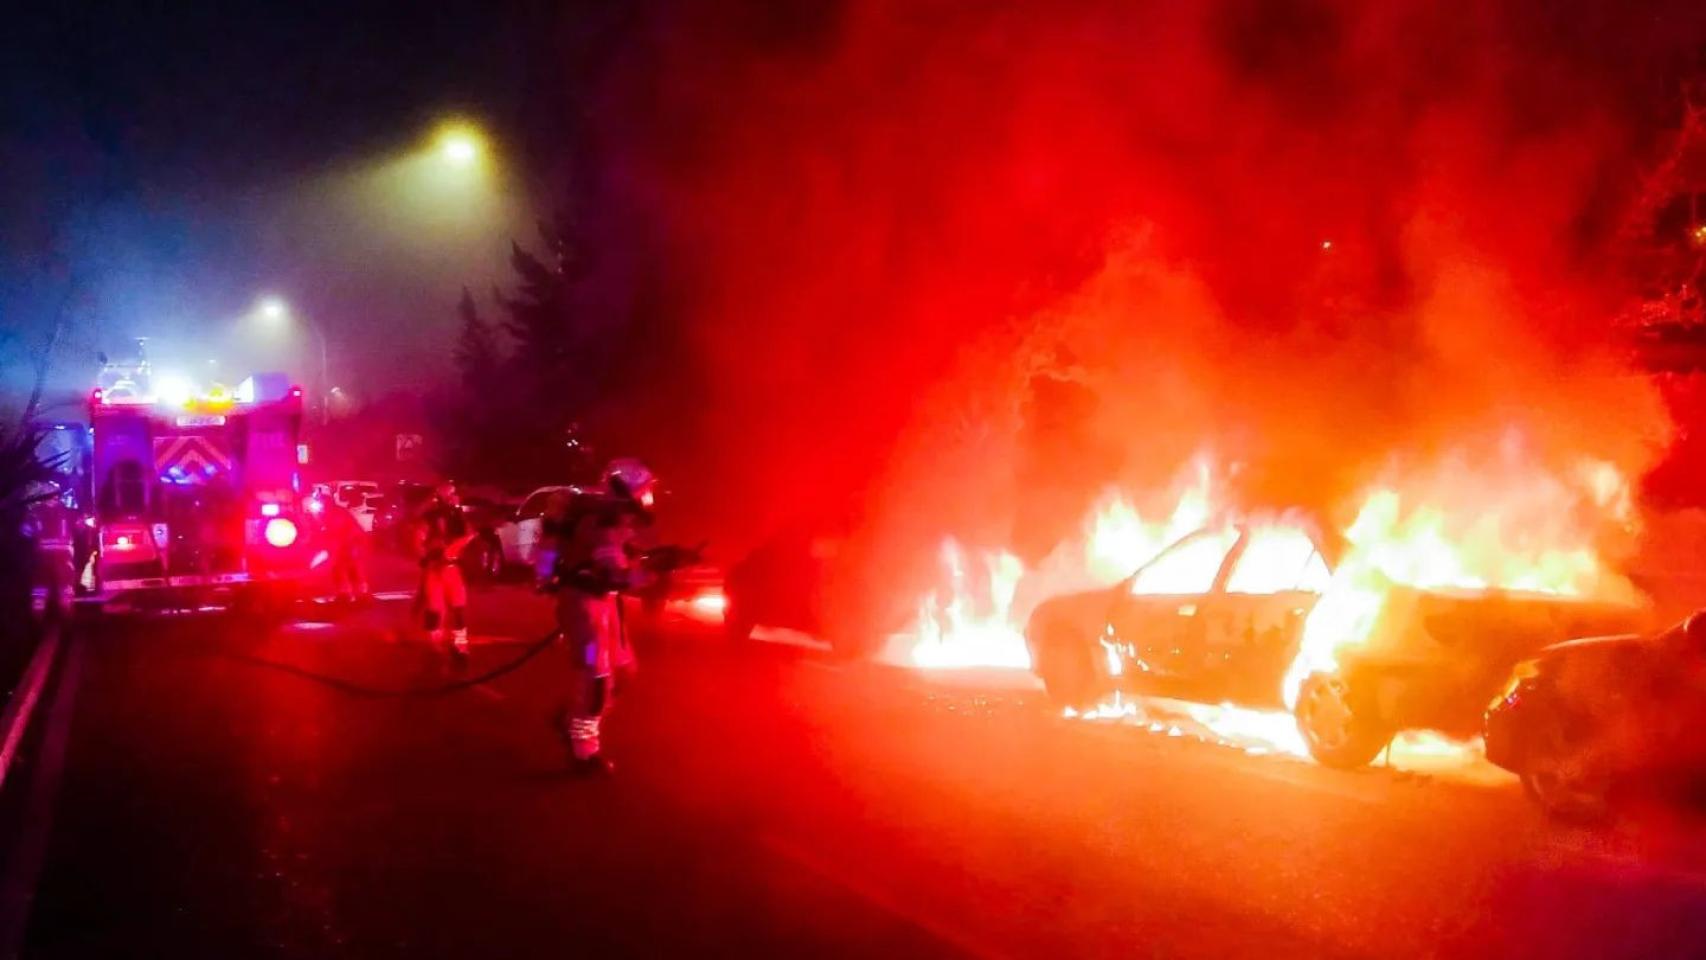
(1025, 513), (1647, 768)
(1485, 612), (1706, 821)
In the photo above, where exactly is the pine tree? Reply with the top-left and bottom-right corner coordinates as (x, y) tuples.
(443, 206), (616, 485)
(452, 286), (502, 393)
(497, 209), (595, 415)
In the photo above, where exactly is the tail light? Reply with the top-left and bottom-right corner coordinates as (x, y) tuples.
(102, 524), (158, 560)
(264, 517), (299, 548)
(669, 586), (728, 623)
(688, 589), (729, 618)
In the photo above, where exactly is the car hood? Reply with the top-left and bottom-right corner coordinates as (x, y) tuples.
(1535, 632), (1645, 656)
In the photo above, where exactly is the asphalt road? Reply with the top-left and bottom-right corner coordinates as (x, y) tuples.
(3, 577), (1706, 959)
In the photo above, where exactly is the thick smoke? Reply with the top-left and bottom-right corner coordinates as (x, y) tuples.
(602, 0), (1702, 634)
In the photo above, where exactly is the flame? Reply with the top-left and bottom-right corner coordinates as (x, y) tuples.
(1283, 458), (1636, 708)
(1085, 459), (1214, 582)
(898, 442), (1635, 768)
(897, 459), (1216, 668)
(906, 540), (1030, 669)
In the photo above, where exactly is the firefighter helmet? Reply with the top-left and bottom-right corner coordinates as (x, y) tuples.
(602, 458), (657, 510)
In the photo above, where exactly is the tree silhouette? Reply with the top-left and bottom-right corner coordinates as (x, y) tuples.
(452, 286), (503, 394)
(497, 210), (595, 416)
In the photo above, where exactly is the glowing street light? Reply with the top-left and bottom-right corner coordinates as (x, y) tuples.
(442, 133), (479, 165)
(250, 294), (330, 424)
(434, 122), (485, 168)
(154, 372), (194, 408)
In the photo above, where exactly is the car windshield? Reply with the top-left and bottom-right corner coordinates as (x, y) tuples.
(1130, 528), (1238, 595)
(1224, 524), (1331, 594)
(517, 491), (556, 518)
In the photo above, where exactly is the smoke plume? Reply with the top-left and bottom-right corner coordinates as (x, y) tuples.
(600, 0), (1703, 632)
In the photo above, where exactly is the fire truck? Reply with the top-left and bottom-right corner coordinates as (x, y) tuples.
(79, 368), (316, 611)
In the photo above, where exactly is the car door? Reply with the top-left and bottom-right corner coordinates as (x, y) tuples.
(1208, 523), (1331, 704)
(509, 490), (554, 566)
(1109, 528), (1239, 682)
(347, 484), (381, 532)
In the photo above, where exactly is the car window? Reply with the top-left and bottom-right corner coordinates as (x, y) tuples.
(517, 491), (553, 519)
(1131, 529), (1237, 596)
(1226, 525), (1331, 594)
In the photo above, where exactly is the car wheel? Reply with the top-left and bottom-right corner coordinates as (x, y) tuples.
(723, 591), (755, 642)
(1035, 632), (1107, 710)
(1295, 672), (1391, 769)
(1520, 725), (1611, 823)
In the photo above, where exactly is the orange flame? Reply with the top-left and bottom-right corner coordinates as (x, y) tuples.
(899, 442), (1637, 767)
(896, 458), (1216, 668)
(1283, 456), (1637, 708)
(904, 540), (1030, 669)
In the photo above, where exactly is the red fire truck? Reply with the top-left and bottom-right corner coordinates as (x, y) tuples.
(82, 371), (316, 611)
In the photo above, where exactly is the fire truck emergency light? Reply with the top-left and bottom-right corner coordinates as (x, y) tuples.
(263, 517), (299, 548)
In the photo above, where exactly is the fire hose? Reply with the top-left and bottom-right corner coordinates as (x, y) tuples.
(227, 627), (564, 699)
(230, 541), (689, 699)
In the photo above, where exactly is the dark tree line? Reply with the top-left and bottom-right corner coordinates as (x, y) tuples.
(435, 210), (627, 489)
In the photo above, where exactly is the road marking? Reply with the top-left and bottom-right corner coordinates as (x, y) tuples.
(0, 631), (62, 795)
(0, 631), (85, 955)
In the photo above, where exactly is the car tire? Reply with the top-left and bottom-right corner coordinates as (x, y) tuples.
(1035, 632), (1107, 710)
(1519, 724), (1612, 823)
(1294, 672), (1391, 769)
(723, 590), (755, 642)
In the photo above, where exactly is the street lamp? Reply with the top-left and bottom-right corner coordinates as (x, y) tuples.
(433, 121), (485, 168)
(254, 295), (330, 425)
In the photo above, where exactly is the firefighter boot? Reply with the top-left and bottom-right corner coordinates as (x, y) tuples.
(570, 754), (614, 777)
(565, 715), (611, 776)
(448, 606), (470, 664)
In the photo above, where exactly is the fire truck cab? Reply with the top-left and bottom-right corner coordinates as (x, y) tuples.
(83, 371), (314, 611)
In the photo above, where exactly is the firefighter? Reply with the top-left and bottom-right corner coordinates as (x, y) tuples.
(415, 481), (475, 658)
(548, 458), (656, 775)
(316, 495), (370, 603)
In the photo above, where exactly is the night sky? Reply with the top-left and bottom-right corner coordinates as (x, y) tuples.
(0, 0), (612, 407)
(5, 0), (1706, 555)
